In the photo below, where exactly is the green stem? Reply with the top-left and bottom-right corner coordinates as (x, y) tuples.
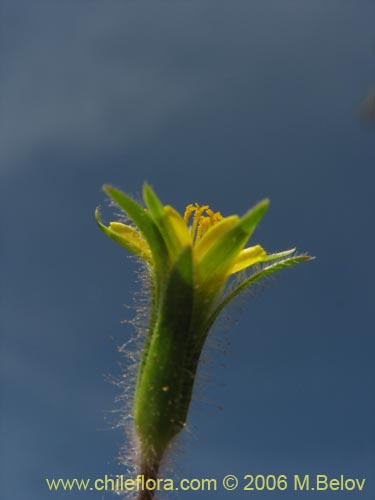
(133, 247), (194, 473)
(137, 462), (159, 500)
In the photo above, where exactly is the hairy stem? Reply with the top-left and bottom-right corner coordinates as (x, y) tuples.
(137, 463), (159, 500)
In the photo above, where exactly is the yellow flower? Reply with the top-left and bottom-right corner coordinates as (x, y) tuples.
(95, 185), (297, 297)
(104, 199), (267, 273)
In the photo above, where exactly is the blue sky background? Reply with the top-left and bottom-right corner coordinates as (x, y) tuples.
(1, 1), (374, 499)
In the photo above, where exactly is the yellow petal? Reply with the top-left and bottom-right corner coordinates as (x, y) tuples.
(194, 215), (239, 259)
(229, 244), (267, 275)
(109, 222), (152, 260)
(164, 206), (192, 250)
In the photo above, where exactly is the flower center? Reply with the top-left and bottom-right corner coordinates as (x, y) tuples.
(183, 203), (223, 243)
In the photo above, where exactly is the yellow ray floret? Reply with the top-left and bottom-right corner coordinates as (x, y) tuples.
(109, 222), (152, 260)
(164, 206), (192, 249)
(194, 215), (239, 258)
(229, 244), (267, 275)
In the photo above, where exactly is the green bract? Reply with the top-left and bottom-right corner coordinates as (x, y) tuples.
(96, 184), (311, 490)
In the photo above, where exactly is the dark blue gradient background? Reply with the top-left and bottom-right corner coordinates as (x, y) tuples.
(1, 1), (374, 499)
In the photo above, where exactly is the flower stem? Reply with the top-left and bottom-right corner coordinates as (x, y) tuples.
(137, 462), (159, 500)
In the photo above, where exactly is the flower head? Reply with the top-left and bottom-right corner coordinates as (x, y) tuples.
(96, 184), (300, 309)
(95, 183), (311, 490)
